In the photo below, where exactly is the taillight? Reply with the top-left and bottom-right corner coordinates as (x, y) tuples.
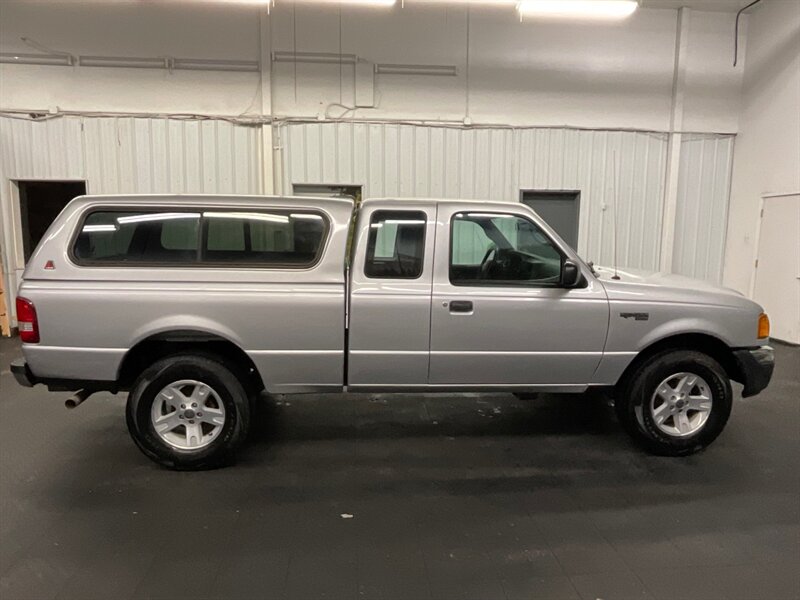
(16, 297), (40, 344)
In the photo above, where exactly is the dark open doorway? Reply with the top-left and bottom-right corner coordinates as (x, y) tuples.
(520, 190), (581, 250)
(293, 184), (362, 206)
(18, 181), (86, 263)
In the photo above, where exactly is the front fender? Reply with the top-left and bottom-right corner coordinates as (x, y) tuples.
(592, 302), (758, 385)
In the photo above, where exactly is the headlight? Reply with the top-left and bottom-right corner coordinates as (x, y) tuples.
(758, 313), (770, 339)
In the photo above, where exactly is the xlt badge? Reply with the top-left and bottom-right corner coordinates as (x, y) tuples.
(620, 312), (649, 321)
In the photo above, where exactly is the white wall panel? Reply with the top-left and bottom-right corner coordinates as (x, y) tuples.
(0, 115), (261, 322)
(0, 116), (86, 181)
(280, 122), (673, 271)
(673, 135), (734, 284)
(82, 118), (261, 195)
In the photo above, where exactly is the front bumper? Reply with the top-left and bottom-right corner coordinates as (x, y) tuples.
(733, 345), (774, 398)
(11, 359), (36, 388)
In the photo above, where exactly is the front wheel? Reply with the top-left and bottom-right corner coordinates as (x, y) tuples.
(616, 350), (732, 456)
(126, 354), (251, 470)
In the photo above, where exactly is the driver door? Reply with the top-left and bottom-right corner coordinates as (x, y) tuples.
(429, 204), (609, 388)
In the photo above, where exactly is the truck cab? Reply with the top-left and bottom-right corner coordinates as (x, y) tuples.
(348, 199), (607, 390)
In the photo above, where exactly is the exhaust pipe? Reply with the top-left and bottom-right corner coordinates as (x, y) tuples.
(65, 389), (92, 410)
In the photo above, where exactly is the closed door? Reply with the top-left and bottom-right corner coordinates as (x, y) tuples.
(521, 191), (580, 250)
(429, 204), (608, 388)
(347, 204), (436, 386)
(753, 194), (800, 344)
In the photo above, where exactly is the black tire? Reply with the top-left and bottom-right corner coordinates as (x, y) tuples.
(513, 392), (539, 401)
(126, 353), (251, 470)
(615, 350), (732, 456)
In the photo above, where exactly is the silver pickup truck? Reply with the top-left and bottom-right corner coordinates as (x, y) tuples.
(11, 195), (774, 469)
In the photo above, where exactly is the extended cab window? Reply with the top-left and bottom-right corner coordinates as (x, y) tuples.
(364, 211), (426, 279)
(73, 209), (327, 267)
(450, 212), (563, 286)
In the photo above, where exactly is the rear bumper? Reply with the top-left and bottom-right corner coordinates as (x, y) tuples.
(10, 358), (115, 392)
(11, 359), (36, 387)
(733, 345), (774, 398)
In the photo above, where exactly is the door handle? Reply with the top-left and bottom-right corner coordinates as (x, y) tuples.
(449, 300), (473, 313)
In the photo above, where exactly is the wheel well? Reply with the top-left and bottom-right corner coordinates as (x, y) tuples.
(117, 331), (265, 394)
(615, 333), (742, 393)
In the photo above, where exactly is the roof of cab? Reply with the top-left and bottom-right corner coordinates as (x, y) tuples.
(361, 197), (531, 211)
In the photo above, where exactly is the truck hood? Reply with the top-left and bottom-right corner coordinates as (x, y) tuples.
(593, 265), (759, 310)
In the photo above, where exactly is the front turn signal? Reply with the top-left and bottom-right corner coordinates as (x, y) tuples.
(758, 313), (770, 339)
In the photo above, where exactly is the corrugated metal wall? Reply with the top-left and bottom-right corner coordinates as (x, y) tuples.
(82, 118), (261, 195)
(672, 135), (734, 284)
(0, 116), (261, 193)
(0, 116), (736, 325)
(0, 115), (262, 319)
(280, 122), (670, 271)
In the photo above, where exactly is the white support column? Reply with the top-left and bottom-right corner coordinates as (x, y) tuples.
(660, 7), (690, 272)
(260, 6), (276, 195)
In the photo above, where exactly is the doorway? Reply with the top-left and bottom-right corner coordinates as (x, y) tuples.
(18, 181), (86, 263)
(520, 190), (580, 250)
(753, 193), (800, 344)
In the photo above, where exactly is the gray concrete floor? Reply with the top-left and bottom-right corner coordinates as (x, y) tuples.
(1, 336), (798, 600)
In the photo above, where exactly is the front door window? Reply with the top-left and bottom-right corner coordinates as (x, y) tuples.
(449, 212), (563, 286)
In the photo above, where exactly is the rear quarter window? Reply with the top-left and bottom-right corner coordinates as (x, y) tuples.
(72, 208), (328, 268)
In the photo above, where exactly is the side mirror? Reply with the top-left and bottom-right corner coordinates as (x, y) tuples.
(561, 260), (581, 288)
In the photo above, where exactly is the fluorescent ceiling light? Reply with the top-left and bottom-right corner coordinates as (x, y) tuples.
(406, 0), (514, 4)
(290, 213), (324, 220)
(173, 58), (259, 72)
(80, 56), (166, 69)
(375, 63), (457, 76)
(0, 52), (73, 66)
(516, 0), (638, 20)
(293, 0), (395, 5)
(273, 51), (357, 64)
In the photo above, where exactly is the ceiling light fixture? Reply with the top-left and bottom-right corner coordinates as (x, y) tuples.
(173, 58), (259, 72)
(403, 0), (515, 3)
(293, 0), (396, 5)
(272, 51), (358, 65)
(375, 63), (457, 76)
(0, 52), (73, 66)
(80, 56), (167, 69)
(516, 0), (638, 20)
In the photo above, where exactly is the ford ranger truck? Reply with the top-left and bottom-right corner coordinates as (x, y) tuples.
(11, 195), (774, 469)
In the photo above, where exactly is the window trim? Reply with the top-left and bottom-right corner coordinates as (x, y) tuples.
(448, 210), (569, 288)
(68, 205), (331, 270)
(363, 209), (427, 280)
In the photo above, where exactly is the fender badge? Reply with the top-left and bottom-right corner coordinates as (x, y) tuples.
(620, 312), (649, 321)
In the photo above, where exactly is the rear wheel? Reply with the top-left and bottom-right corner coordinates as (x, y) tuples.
(126, 354), (251, 470)
(615, 350), (732, 456)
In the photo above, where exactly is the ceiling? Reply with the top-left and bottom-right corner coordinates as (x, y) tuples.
(641, 0), (762, 13)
